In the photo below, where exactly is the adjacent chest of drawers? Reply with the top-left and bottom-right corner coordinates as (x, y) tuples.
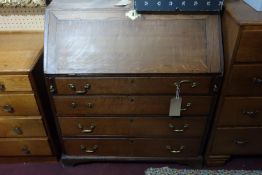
(0, 33), (55, 162)
(45, 0), (223, 166)
(206, 0), (262, 166)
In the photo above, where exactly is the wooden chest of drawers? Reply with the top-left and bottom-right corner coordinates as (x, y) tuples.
(0, 33), (55, 162)
(44, 0), (223, 166)
(206, 0), (262, 166)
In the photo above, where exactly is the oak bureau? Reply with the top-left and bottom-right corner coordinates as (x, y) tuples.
(0, 32), (56, 162)
(44, 0), (223, 166)
(206, 0), (262, 166)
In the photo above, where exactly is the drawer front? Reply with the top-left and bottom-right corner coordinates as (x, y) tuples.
(0, 75), (32, 92)
(59, 117), (206, 137)
(235, 30), (262, 63)
(63, 138), (201, 157)
(218, 97), (262, 126)
(0, 94), (39, 116)
(0, 138), (52, 156)
(54, 77), (211, 95)
(54, 96), (212, 116)
(211, 128), (262, 155)
(226, 65), (262, 96)
(0, 117), (46, 137)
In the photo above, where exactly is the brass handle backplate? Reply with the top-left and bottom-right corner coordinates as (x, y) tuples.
(21, 146), (31, 155)
(49, 85), (55, 93)
(13, 127), (23, 135)
(253, 77), (262, 85)
(242, 110), (259, 118)
(2, 104), (14, 113)
(87, 103), (94, 109)
(166, 145), (185, 154)
(234, 139), (248, 145)
(68, 83), (91, 95)
(80, 144), (98, 153)
(0, 83), (5, 92)
(71, 102), (94, 109)
(169, 123), (189, 133)
(174, 80), (197, 88)
(180, 103), (192, 111)
(78, 123), (96, 133)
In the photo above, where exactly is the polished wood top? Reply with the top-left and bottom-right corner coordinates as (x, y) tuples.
(225, 0), (262, 25)
(0, 32), (43, 73)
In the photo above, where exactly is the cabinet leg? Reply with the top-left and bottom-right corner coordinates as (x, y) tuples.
(205, 155), (230, 167)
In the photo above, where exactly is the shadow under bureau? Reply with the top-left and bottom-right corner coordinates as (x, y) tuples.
(44, 0), (223, 166)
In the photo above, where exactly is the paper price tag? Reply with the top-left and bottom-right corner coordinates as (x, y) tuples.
(169, 83), (182, 117)
(169, 97), (182, 116)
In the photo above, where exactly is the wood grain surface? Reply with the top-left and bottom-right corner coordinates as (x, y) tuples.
(0, 33), (43, 73)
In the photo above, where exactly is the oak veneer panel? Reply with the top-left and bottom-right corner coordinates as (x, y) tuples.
(45, 10), (221, 74)
(55, 77), (211, 95)
(0, 138), (51, 156)
(59, 117), (206, 137)
(54, 96), (213, 115)
(0, 75), (32, 92)
(211, 128), (262, 155)
(0, 94), (40, 116)
(0, 117), (46, 137)
(0, 33), (43, 73)
(218, 97), (262, 126)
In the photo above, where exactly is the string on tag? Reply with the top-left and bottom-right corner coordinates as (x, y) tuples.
(175, 84), (180, 99)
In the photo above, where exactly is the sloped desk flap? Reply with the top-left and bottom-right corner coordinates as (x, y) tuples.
(44, 1), (222, 74)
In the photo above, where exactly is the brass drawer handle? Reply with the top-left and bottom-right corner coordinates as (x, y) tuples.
(78, 123), (96, 133)
(180, 102), (192, 111)
(0, 83), (5, 92)
(49, 85), (55, 94)
(168, 123), (189, 133)
(166, 145), (184, 154)
(71, 102), (78, 108)
(21, 146), (31, 155)
(253, 77), (262, 85)
(2, 104), (14, 113)
(13, 127), (23, 135)
(71, 102), (94, 109)
(174, 80), (197, 88)
(87, 103), (94, 109)
(234, 139), (248, 145)
(68, 83), (91, 95)
(242, 110), (259, 118)
(80, 144), (98, 153)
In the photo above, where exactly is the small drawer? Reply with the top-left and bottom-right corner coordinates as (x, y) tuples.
(0, 75), (32, 92)
(54, 77), (212, 95)
(211, 128), (262, 155)
(63, 138), (201, 157)
(0, 94), (40, 116)
(235, 30), (262, 63)
(0, 138), (52, 156)
(0, 117), (46, 137)
(226, 65), (262, 96)
(59, 117), (207, 137)
(218, 97), (262, 126)
(54, 96), (213, 116)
